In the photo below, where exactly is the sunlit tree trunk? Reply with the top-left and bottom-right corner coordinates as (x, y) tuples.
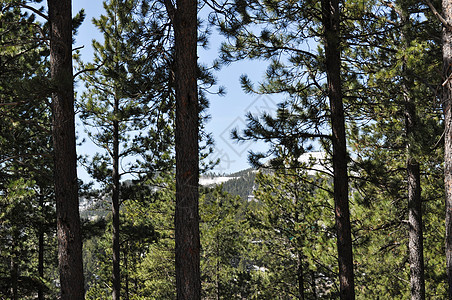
(443, 0), (452, 298)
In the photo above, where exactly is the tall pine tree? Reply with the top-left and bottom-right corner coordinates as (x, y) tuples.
(78, 0), (174, 298)
(164, 0), (201, 297)
(211, 0), (356, 295)
(48, 0), (85, 297)
(443, 0), (452, 296)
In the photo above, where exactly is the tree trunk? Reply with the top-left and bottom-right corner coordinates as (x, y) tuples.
(321, 0), (355, 298)
(172, 0), (201, 297)
(403, 56), (425, 300)
(297, 251), (305, 300)
(38, 194), (45, 300)
(443, 0), (452, 298)
(10, 237), (17, 300)
(48, 0), (84, 298)
(112, 93), (121, 300)
(407, 158), (425, 300)
(111, 89), (121, 300)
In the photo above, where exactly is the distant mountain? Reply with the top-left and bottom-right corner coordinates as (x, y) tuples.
(82, 152), (326, 211)
(200, 168), (257, 201)
(200, 152), (327, 201)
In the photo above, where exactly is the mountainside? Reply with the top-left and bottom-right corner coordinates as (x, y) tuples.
(200, 152), (327, 201)
(201, 168), (256, 201)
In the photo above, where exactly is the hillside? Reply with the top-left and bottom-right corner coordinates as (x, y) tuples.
(200, 168), (257, 201)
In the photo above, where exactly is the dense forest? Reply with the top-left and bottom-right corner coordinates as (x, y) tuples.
(1, 0), (452, 299)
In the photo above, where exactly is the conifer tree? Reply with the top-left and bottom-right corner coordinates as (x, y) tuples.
(200, 185), (249, 299)
(164, 0), (201, 297)
(211, 0), (356, 295)
(343, 1), (442, 298)
(83, 175), (170, 299)
(443, 0), (452, 296)
(48, 0), (85, 297)
(0, 2), (57, 298)
(78, 0), (174, 298)
(246, 159), (337, 298)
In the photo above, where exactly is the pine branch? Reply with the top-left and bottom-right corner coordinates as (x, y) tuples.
(422, 0), (452, 31)
(0, 101), (27, 106)
(0, 153), (52, 165)
(19, 4), (49, 21)
(73, 61), (105, 79)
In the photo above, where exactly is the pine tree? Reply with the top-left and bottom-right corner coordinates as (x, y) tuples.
(443, 0), (452, 296)
(211, 0), (356, 294)
(83, 173), (174, 299)
(164, 0), (201, 297)
(78, 1), (174, 298)
(200, 185), (249, 299)
(48, 0), (85, 297)
(343, 0), (442, 297)
(321, 1), (355, 296)
(0, 2), (57, 298)
(246, 162), (337, 298)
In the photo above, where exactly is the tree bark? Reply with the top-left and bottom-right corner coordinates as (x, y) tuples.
(48, 0), (85, 298)
(404, 52), (425, 300)
(10, 237), (17, 300)
(321, 0), (355, 298)
(38, 194), (45, 300)
(112, 93), (121, 300)
(171, 0), (201, 297)
(443, 0), (452, 298)
(407, 158), (425, 300)
(297, 251), (305, 300)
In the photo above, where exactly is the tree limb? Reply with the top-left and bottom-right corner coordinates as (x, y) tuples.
(19, 4), (49, 21)
(422, 0), (452, 30)
(0, 101), (27, 107)
(162, 0), (176, 23)
(73, 61), (105, 79)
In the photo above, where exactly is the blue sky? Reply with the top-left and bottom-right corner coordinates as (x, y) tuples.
(72, 0), (278, 181)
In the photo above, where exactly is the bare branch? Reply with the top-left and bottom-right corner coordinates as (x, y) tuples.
(422, 0), (452, 30)
(73, 45), (85, 52)
(0, 101), (27, 107)
(19, 4), (49, 21)
(73, 61), (105, 79)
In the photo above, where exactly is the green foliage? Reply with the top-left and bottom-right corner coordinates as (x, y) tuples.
(244, 165), (338, 299)
(84, 175), (253, 299)
(200, 185), (250, 298)
(84, 174), (175, 299)
(210, 0), (445, 297)
(0, 0), (450, 298)
(211, 0), (337, 166)
(0, 2), (57, 298)
(77, 0), (175, 186)
(344, 0), (445, 297)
